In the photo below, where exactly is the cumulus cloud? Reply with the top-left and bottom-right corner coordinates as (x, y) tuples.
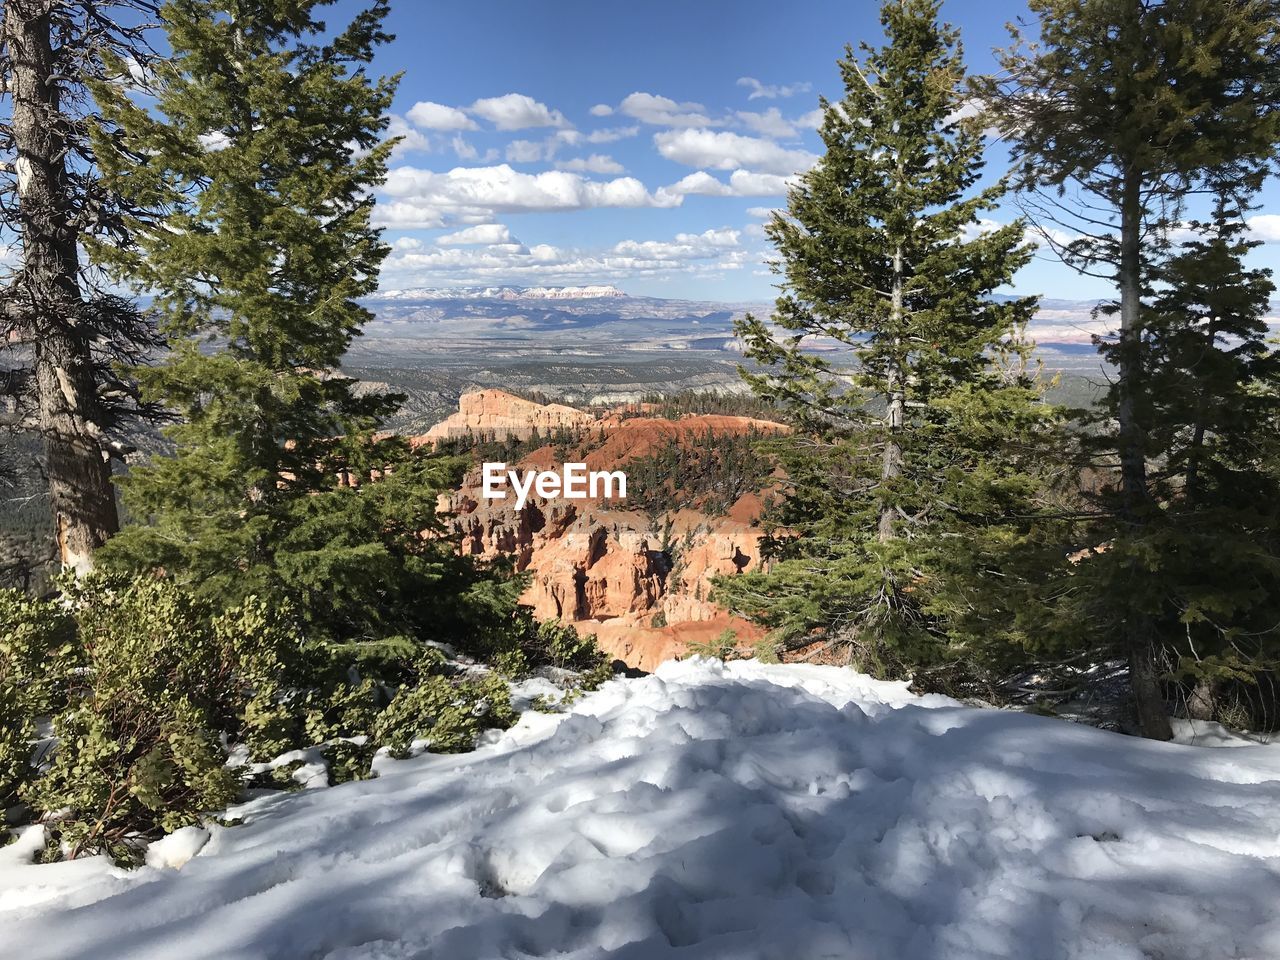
(589, 104), (614, 117)
(661, 169), (795, 198)
(556, 154), (625, 174)
(584, 126), (639, 144)
(1248, 214), (1280, 243)
(406, 100), (477, 131)
(797, 107), (826, 130)
(436, 223), (516, 246)
(469, 93), (569, 130)
(505, 139), (546, 163)
(654, 129), (817, 176)
(381, 225), (746, 288)
(383, 115), (430, 156)
(611, 227), (740, 259)
(735, 107), (798, 139)
(618, 92), (718, 127)
(737, 77), (812, 101)
(376, 163), (681, 228)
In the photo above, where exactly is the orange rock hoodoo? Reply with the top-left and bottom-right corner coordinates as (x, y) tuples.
(426, 390), (787, 670)
(418, 389), (592, 443)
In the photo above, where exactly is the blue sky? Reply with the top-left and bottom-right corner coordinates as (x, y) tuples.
(362, 0), (1280, 302)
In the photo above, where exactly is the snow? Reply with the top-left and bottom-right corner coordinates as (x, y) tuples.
(4, 657), (1280, 959)
(144, 827), (210, 871)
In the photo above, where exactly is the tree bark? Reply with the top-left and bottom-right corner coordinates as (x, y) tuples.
(3, 1), (119, 574)
(1117, 163), (1172, 741)
(879, 245), (904, 543)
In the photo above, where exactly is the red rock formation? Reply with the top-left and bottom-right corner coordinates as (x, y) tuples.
(422, 390), (787, 668)
(416, 390), (592, 444)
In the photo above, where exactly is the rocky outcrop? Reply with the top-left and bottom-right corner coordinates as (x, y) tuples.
(430, 392), (785, 669)
(417, 390), (593, 444)
(445, 476), (769, 668)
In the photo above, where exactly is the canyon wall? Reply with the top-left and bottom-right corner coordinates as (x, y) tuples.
(421, 391), (785, 670)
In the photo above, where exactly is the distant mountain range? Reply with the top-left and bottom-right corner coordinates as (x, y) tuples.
(370, 284), (628, 302)
(359, 286), (1280, 368)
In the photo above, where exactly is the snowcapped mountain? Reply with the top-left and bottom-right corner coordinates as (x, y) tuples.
(370, 284), (627, 302)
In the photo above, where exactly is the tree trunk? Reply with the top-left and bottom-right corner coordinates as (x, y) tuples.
(1117, 163), (1171, 741)
(879, 246), (904, 543)
(4, 1), (119, 574)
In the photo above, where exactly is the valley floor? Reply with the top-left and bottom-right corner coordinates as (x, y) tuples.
(2, 659), (1279, 960)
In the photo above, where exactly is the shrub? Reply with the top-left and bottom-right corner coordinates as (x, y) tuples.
(535, 620), (607, 672)
(374, 653), (516, 757)
(0, 590), (77, 809)
(322, 739), (379, 785)
(25, 576), (299, 863)
(686, 629), (740, 661)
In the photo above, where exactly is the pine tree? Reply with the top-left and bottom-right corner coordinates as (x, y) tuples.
(87, 1), (485, 644)
(715, 0), (1059, 678)
(985, 0), (1280, 737)
(0, 1), (164, 574)
(1062, 195), (1280, 726)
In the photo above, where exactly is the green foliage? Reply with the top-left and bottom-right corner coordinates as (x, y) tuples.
(87, 0), (522, 660)
(752, 638), (781, 664)
(321, 740), (379, 786)
(987, 0), (1280, 733)
(620, 390), (784, 422)
(531, 619), (608, 672)
(25, 576), (299, 863)
(686, 630), (740, 661)
(87, 1), (489, 652)
(625, 429), (776, 517)
(718, 0), (1061, 679)
(374, 653), (516, 757)
(0, 591), (77, 808)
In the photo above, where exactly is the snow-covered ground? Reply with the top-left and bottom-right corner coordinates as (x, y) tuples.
(3, 658), (1280, 960)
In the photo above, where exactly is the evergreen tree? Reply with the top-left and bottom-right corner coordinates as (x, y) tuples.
(88, 0), (488, 645)
(985, 0), (1280, 737)
(1, 1), (165, 574)
(715, 0), (1059, 678)
(1056, 195), (1280, 728)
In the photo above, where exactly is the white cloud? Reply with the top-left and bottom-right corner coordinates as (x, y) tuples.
(505, 139), (546, 163)
(611, 227), (740, 260)
(585, 126), (639, 144)
(728, 171), (795, 195)
(376, 164), (681, 228)
(198, 131), (231, 152)
(960, 218), (1078, 251)
(392, 236), (424, 251)
(589, 104), (614, 117)
(437, 223), (516, 246)
(469, 93), (569, 130)
(384, 115), (430, 156)
(737, 77), (812, 101)
(1248, 214), (1280, 243)
(661, 169), (795, 198)
(556, 154), (625, 174)
(406, 100), (477, 131)
(618, 92), (718, 127)
(735, 107), (798, 139)
(381, 225), (745, 288)
(797, 107), (826, 130)
(450, 136), (478, 160)
(746, 206), (779, 218)
(654, 129), (817, 176)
